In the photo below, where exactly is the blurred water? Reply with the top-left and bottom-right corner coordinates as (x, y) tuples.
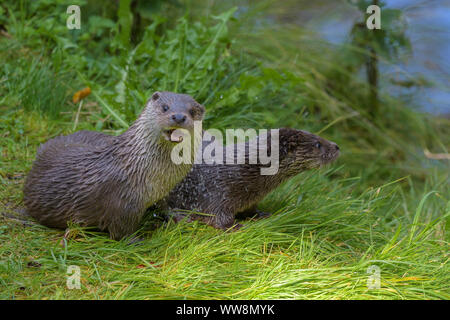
(297, 0), (450, 114)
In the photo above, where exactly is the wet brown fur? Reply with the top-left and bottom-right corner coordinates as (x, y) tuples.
(155, 128), (340, 230)
(23, 91), (205, 240)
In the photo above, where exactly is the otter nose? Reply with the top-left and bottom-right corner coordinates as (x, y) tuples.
(330, 142), (339, 151)
(171, 114), (186, 124)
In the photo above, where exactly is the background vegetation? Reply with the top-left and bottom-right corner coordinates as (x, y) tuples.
(0, 0), (448, 299)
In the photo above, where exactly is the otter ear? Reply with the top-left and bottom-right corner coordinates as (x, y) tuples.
(152, 92), (160, 101)
(198, 104), (206, 116)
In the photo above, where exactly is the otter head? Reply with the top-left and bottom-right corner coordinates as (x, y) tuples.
(278, 128), (340, 170)
(146, 91), (205, 144)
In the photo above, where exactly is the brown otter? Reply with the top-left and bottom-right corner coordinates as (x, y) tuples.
(154, 128), (340, 230)
(23, 91), (205, 240)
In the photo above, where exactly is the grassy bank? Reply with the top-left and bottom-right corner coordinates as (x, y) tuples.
(0, 0), (448, 299)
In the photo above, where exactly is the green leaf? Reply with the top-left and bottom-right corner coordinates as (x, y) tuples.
(118, 0), (132, 49)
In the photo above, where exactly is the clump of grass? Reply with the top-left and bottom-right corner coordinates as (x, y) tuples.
(0, 56), (72, 118)
(1, 166), (448, 299)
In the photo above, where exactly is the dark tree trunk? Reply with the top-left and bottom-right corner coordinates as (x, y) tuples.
(367, 0), (379, 117)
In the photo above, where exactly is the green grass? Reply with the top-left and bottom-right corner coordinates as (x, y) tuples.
(0, 0), (449, 299)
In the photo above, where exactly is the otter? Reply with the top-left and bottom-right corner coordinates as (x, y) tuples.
(23, 91), (205, 240)
(154, 128), (340, 230)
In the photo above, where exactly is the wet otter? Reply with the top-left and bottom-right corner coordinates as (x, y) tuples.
(155, 128), (340, 230)
(23, 91), (205, 240)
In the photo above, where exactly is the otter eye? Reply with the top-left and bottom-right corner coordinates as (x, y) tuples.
(162, 104), (169, 112)
(315, 142), (321, 149)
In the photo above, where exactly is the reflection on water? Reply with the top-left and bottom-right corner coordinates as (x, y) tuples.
(285, 0), (450, 114)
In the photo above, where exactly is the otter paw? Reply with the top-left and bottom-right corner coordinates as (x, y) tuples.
(168, 212), (188, 224)
(222, 223), (243, 232)
(231, 223), (243, 231)
(254, 210), (272, 220)
(127, 236), (145, 246)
